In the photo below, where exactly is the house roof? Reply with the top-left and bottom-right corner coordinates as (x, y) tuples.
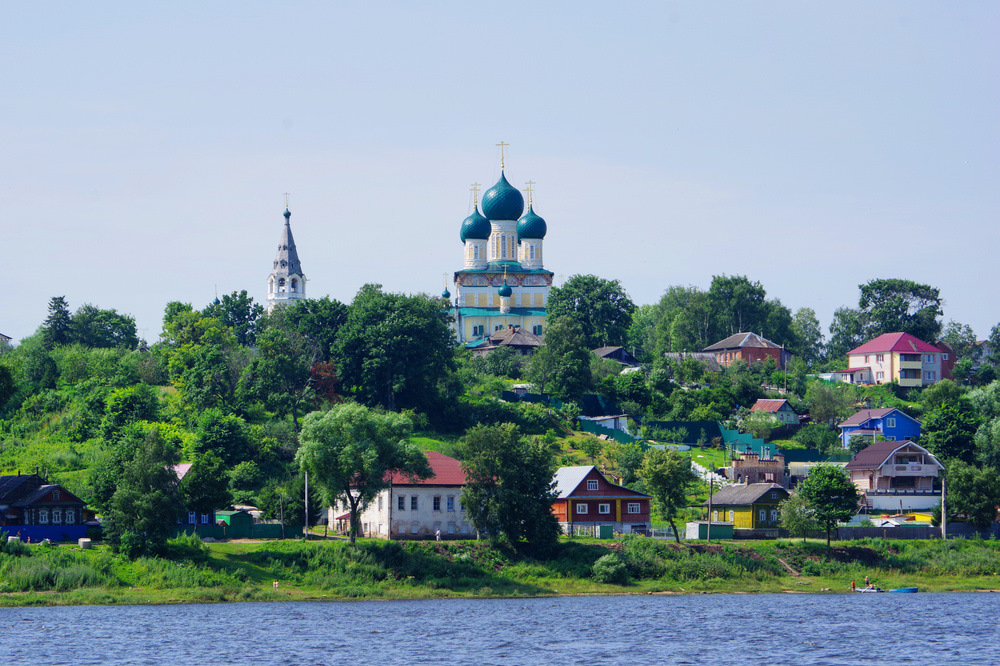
(847, 332), (939, 356)
(832, 367), (871, 374)
(488, 325), (544, 348)
(703, 332), (784, 352)
(845, 440), (943, 471)
(838, 408), (918, 428)
(172, 463), (193, 481)
(705, 483), (787, 506)
(664, 352), (723, 372)
(750, 399), (791, 413)
(387, 451), (467, 486)
(552, 466), (650, 499)
(0, 332), (11, 342)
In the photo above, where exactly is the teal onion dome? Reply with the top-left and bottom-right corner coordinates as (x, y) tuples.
(283, 209), (291, 220)
(481, 172), (524, 221)
(498, 282), (512, 298)
(517, 205), (547, 239)
(459, 206), (491, 242)
(442, 288), (451, 299)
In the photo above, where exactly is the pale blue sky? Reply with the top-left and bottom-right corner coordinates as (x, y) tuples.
(2, 3), (997, 343)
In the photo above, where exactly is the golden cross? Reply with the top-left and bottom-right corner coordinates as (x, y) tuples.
(525, 180), (535, 205)
(470, 182), (481, 204)
(502, 265), (508, 285)
(283, 192), (291, 209)
(495, 141), (508, 169)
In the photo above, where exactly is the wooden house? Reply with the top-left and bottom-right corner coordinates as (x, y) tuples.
(749, 399), (798, 425)
(551, 466), (651, 535)
(845, 440), (943, 512)
(705, 483), (788, 531)
(0, 474), (88, 542)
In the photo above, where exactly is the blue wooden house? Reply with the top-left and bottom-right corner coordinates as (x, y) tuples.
(837, 408), (921, 448)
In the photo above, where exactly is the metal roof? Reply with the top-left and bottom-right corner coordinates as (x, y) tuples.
(845, 440), (943, 471)
(704, 332), (783, 351)
(847, 332), (939, 355)
(705, 483), (787, 506)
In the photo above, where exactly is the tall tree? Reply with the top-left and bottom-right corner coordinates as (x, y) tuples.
(922, 398), (980, 464)
(333, 284), (454, 411)
(203, 290), (265, 347)
(281, 296), (349, 362)
(946, 461), (1000, 530)
(791, 307), (825, 366)
(639, 448), (695, 543)
(653, 285), (712, 354)
(940, 320), (978, 358)
(42, 296), (73, 347)
(459, 423), (560, 552)
(796, 464), (858, 546)
(779, 493), (819, 543)
(827, 307), (866, 360)
(237, 326), (316, 430)
(708, 275), (768, 338)
(524, 315), (592, 401)
(70, 304), (139, 349)
(858, 278), (943, 341)
(626, 303), (660, 363)
(295, 403), (431, 544)
(90, 426), (182, 557)
(546, 274), (636, 349)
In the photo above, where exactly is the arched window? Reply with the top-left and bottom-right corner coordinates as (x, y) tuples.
(501, 235), (507, 259)
(277, 277), (286, 293)
(530, 245), (535, 259)
(290, 278), (298, 293)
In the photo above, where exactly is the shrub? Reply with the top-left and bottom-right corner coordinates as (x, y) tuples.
(591, 554), (629, 584)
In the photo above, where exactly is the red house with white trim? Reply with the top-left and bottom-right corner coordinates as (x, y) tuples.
(551, 466), (651, 535)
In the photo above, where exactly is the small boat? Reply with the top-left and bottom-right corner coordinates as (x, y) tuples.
(856, 587), (884, 593)
(888, 587), (919, 593)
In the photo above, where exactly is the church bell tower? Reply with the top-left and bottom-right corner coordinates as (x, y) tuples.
(267, 205), (306, 313)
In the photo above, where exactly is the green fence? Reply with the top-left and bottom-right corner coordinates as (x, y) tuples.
(174, 522), (302, 540)
(578, 419), (639, 445)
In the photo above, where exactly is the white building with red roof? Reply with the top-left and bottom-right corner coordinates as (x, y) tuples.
(328, 451), (474, 540)
(749, 399), (797, 425)
(835, 332), (944, 387)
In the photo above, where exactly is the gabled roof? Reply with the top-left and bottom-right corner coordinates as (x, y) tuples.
(845, 440), (943, 471)
(387, 451), (467, 486)
(592, 346), (640, 366)
(847, 332), (939, 355)
(488, 326), (544, 348)
(552, 465), (650, 499)
(703, 332), (783, 352)
(838, 408), (919, 428)
(750, 399), (791, 413)
(172, 463), (193, 481)
(0, 332), (11, 342)
(664, 352), (723, 372)
(832, 367), (872, 374)
(13, 484), (85, 507)
(705, 483), (787, 506)
(0, 475), (36, 501)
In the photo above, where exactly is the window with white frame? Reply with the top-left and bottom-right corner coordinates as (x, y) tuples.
(864, 355), (870, 363)
(759, 509), (766, 522)
(447, 496), (455, 511)
(886, 417), (896, 428)
(201, 513), (209, 525)
(189, 511), (197, 524)
(770, 509), (778, 522)
(433, 496), (441, 511)
(53, 490), (60, 501)
(576, 503), (588, 514)
(728, 510), (735, 522)
(52, 509), (62, 524)
(876, 371), (885, 380)
(925, 354), (936, 363)
(587, 479), (598, 491)
(66, 509), (75, 524)
(378, 496), (383, 511)
(598, 504), (611, 514)
(39, 509), (48, 524)
(628, 503), (641, 514)
(926, 371), (936, 381)
(712, 510), (719, 521)
(410, 496), (418, 511)
(942, 353), (949, 360)
(876, 354), (884, 362)
(398, 495), (405, 511)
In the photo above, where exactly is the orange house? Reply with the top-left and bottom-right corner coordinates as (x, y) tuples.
(551, 466), (651, 535)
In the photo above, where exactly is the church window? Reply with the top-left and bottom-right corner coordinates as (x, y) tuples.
(530, 245), (535, 259)
(290, 278), (298, 293)
(532, 325), (543, 336)
(474, 245), (479, 260)
(501, 235), (507, 259)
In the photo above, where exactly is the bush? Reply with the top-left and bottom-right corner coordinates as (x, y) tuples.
(591, 553), (629, 584)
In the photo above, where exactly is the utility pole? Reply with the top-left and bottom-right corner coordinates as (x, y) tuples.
(941, 475), (947, 540)
(707, 475), (714, 543)
(304, 471), (309, 540)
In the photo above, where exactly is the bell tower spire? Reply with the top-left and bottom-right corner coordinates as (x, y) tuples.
(267, 199), (307, 312)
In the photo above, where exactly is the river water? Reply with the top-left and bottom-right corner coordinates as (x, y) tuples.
(2, 593), (998, 664)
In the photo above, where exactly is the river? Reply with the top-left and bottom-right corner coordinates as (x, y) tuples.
(3, 593), (998, 664)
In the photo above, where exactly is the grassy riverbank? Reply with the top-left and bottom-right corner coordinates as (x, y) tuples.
(2, 535), (1000, 607)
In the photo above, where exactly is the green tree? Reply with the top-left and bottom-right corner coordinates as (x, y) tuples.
(70, 304), (139, 349)
(796, 464), (859, 546)
(578, 435), (604, 463)
(0, 364), (15, 412)
(779, 493), (819, 542)
(639, 448), (696, 543)
(805, 382), (857, 427)
(194, 409), (255, 468)
(279, 296), (349, 362)
(90, 426), (182, 557)
(827, 307), (865, 360)
(940, 320), (978, 359)
(459, 423), (560, 552)
(333, 284), (454, 411)
(923, 398), (979, 464)
(524, 316), (592, 401)
(654, 286), (713, 353)
(606, 441), (645, 486)
(178, 451), (232, 533)
(791, 307), (825, 366)
(626, 303), (660, 363)
(848, 434), (871, 454)
(708, 275), (768, 338)
(100, 384), (161, 442)
(203, 290), (265, 347)
(546, 274), (636, 349)
(792, 424), (842, 453)
(43, 296), (73, 347)
(946, 461), (1000, 530)
(858, 278), (943, 342)
(295, 403), (430, 544)
(238, 326), (316, 430)
(920, 379), (964, 413)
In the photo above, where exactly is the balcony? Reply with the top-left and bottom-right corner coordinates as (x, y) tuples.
(881, 464), (938, 477)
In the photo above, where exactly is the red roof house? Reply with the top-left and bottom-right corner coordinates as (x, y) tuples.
(749, 399), (798, 425)
(843, 332), (944, 387)
(703, 332), (792, 370)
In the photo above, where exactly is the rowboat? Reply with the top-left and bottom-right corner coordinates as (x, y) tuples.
(856, 587), (883, 593)
(888, 587), (918, 593)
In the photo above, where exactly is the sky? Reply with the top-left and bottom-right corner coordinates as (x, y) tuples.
(2, 2), (998, 344)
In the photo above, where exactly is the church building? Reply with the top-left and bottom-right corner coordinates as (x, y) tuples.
(267, 207), (307, 312)
(448, 157), (554, 345)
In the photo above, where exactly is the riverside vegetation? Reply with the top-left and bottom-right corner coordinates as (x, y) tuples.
(4, 533), (1000, 607)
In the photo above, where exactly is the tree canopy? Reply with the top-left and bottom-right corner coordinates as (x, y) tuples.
(796, 464), (859, 546)
(639, 448), (695, 543)
(295, 403), (430, 544)
(858, 278), (943, 342)
(546, 274), (636, 349)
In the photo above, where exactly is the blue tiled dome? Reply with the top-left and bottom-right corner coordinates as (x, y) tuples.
(481, 172), (524, 221)
(517, 205), (547, 239)
(460, 206), (491, 242)
(442, 288), (451, 299)
(498, 281), (512, 298)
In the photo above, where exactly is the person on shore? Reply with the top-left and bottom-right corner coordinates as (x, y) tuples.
(864, 575), (870, 586)
(435, 529), (441, 541)
(851, 580), (856, 592)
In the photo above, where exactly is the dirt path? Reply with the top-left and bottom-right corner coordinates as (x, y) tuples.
(775, 556), (801, 577)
